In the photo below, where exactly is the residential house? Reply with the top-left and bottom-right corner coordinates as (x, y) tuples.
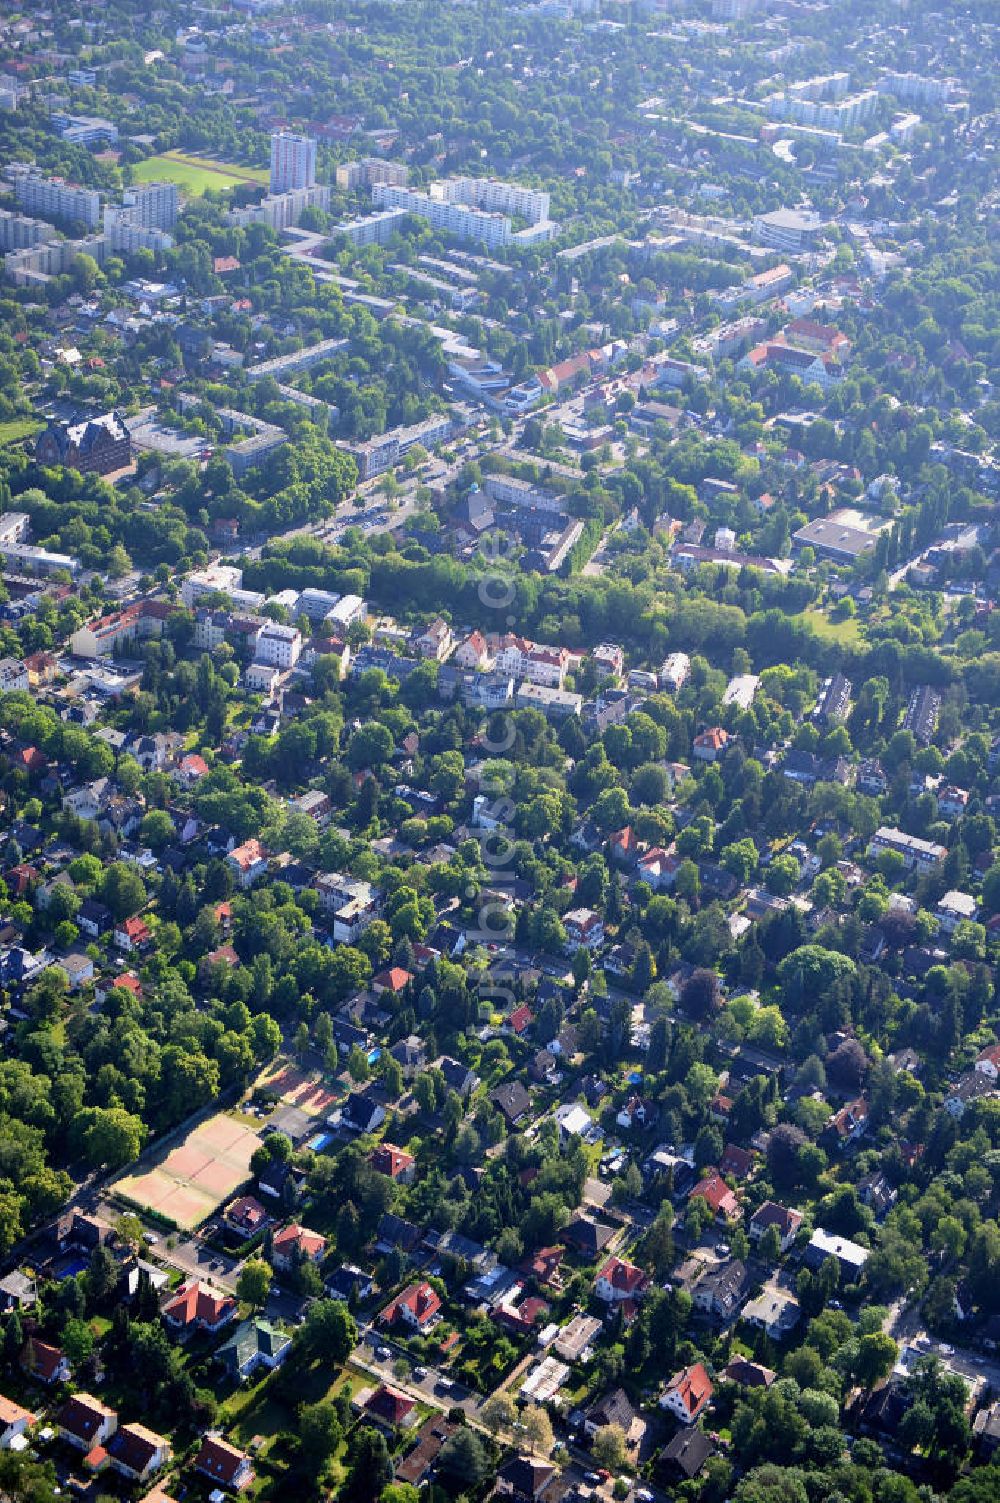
(375, 1213), (423, 1257)
(0, 1395), (34, 1449)
(937, 889), (978, 935)
(114, 915), (151, 953)
(723, 1356), (776, 1388)
(749, 1202), (802, 1253)
(804, 1228), (870, 1279)
(389, 1034), (427, 1077)
(692, 1259), (748, 1323)
(661, 1427), (714, 1481)
(414, 617), (454, 661)
(226, 839), (269, 889)
(193, 1435), (255, 1493)
(217, 1320), (291, 1384)
(453, 631), (489, 670)
(77, 898), (112, 938)
(395, 1416), (458, 1486)
(107, 1423), (172, 1484)
(224, 1190), (270, 1238)
(563, 1215), (614, 1258)
(21, 1338), (69, 1386)
(0, 1272), (36, 1313)
(616, 1096), (656, 1131)
(271, 1224), (326, 1272)
(381, 1281), (442, 1332)
(162, 1281), (237, 1337)
(825, 1096), (870, 1149)
(742, 1283), (802, 1340)
(583, 1386), (635, 1441)
(563, 908), (605, 951)
(362, 1383), (416, 1431)
(636, 847), (682, 891)
(594, 1256), (649, 1307)
(370, 1144), (416, 1184)
(59, 951), (95, 991)
(57, 1393), (117, 1451)
(326, 1264), (375, 1303)
(693, 727), (729, 762)
(341, 1092), (386, 1135)
(490, 1081), (532, 1126)
(688, 1173), (739, 1222)
(495, 1455), (556, 1503)
(660, 1363), (714, 1425)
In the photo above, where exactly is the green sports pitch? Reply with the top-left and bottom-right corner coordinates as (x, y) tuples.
(132, 150), (270, 196)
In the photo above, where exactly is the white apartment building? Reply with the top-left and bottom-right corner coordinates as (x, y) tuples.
(0, 658), (29, 693)
(16, 174), (101, 229)
(868, 827), (947, 872)
(102, 212), (174, 255)
(0, 513), (30, 546)
(314, 873), (380, 943)
(430, 177), (550, 226)
(270, 131), (317, 195)
(494, 635), (567, 689)
(327, 594), (365, 630)
(482, 473), (563, 514)
(337, 208), (408, 248)
(373, 183), (512, 250)
(336, 158), (409, 191)
(245, 334), (347, 383)
(230, 184), (331, 232)
(181, 565), (243, 608)
(297, 588), (342, 622)
(5, 233), (108, 288)
(254, 622), (302, 669)
(119, 181), (179, 230)
(878, 71), (953, 106)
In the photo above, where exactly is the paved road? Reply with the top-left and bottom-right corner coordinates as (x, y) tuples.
(885, 1297), (1000, 1394)
(353, 1329), (484, 1422)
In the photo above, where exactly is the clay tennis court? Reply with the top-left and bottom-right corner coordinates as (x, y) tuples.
(260, 1061), (341, 1117)
(117, 1112), (261, 1231)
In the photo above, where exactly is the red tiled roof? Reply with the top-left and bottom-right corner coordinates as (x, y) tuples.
(163, 1281), (236, 1329)
(597, 1256), (647, 1294)
(689, 1173), (738, 1216)
(370, 1144), (415, 1179)
(272, 1224), (326, 1261)
(665, 1362), (713, 1419)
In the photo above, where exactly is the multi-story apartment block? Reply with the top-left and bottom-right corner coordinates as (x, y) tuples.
(70, 600), (173, 659)
(118, 181), (179, 230)
(336, 157), (409, 191)
(878, 72), (954, 107)
(430, 176), (550, 225)
(868, 827), (946, 872)
(270, 131), (317, 195)
(254, 622), (302, 670)
(314, 873), (381, 943)
(373, 183), (557, 250)
(0, 210), (51, 251)
(230, 184), (331, 232)
(16, 174), (101, 229)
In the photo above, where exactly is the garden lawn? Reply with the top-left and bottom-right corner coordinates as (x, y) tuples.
(0, 418), (43, 446)
(796, 607), (863, 647)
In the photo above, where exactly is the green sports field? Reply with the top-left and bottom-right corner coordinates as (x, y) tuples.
(132, 150), (270, 196)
